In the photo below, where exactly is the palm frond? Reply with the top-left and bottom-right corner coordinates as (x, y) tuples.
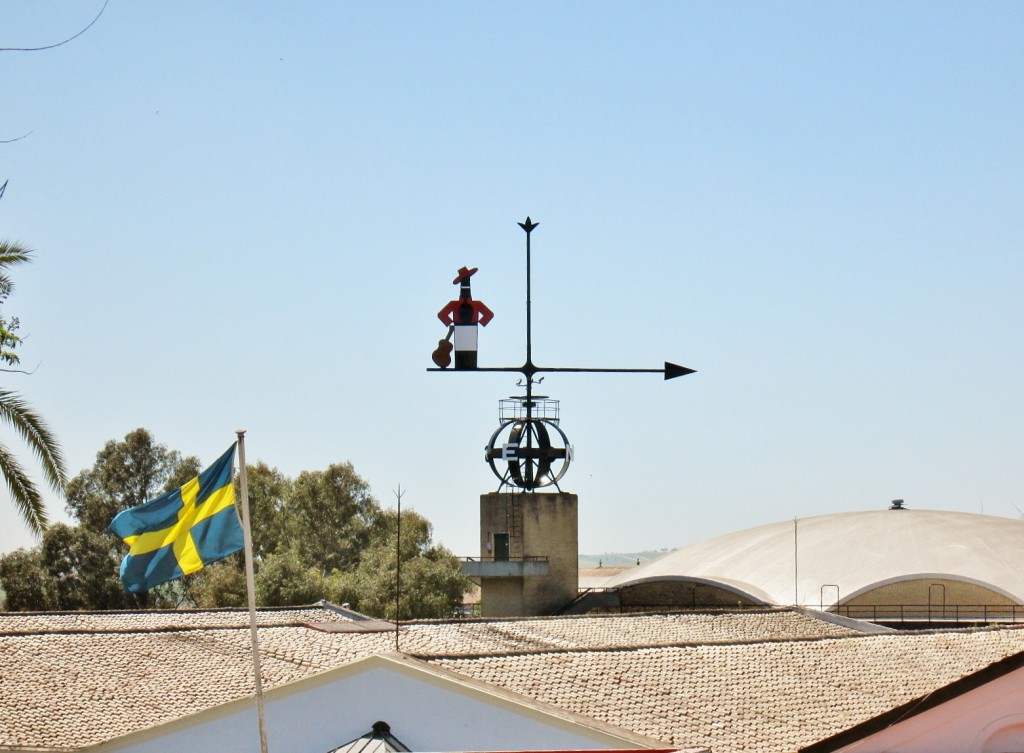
(0, 440), (48, 535)
(0, 240), (33, 265)
(0, 389), (68, 494)
(0, 241), (32, 298)
(0, 243), (60, 537)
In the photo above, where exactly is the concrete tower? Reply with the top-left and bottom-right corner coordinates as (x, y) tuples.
(464, 491), (578, 617)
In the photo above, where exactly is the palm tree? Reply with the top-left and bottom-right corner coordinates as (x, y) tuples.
(0, 241), (67, 535)
(0, 241), (29, 364)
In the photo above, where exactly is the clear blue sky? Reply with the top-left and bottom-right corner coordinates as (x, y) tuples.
(1, 2), (1022, 558)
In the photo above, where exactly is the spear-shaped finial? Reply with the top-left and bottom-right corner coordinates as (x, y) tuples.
(518, 216), (539, 233)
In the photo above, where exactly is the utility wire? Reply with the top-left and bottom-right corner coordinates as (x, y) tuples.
(1, 0), (109, 52)
(0, 132), (33, 144)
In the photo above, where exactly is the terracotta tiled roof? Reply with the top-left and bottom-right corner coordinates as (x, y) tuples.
(389, 610), (862, 657)
(0, 606), (1020, 752)
(0, 601), (356, 635)
(432, 628), (1024, 753)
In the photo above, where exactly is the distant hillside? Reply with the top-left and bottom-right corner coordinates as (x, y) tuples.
(578, 550), (674, 569)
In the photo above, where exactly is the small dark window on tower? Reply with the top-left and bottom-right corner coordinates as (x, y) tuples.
(494, 533), (510, 561)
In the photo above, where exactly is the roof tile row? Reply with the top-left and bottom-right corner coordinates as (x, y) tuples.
(1, 606), (1021, 752)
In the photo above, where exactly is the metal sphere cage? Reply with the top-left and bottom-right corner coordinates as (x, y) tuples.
(485, 395), (572, 491)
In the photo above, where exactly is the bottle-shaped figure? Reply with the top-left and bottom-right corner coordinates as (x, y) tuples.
(437, 266), (494, 370)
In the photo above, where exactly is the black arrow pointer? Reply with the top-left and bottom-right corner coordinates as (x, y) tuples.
(427, 361), (696, 380)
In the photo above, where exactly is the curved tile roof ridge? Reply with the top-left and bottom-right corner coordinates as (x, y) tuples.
(403, 625), (887, 660)
(398, 606), (796, 625)
(0, 601), (360, 636)
(423, 630), (891, 661)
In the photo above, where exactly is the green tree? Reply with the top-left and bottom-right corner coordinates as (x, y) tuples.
(165, 454), (202, 494)
(0, 429), (198, 611)
(0, 547), (54, 611)
(1, 427), (471, 618)
(65, 428), (197, 534)
(328, 509), (470, 620)
(240, 462), (290, 559)
(189, 560), (248, 608)
(255, 549), (325, 606)
(288, 462), (380, 574)
(179, 462), (288, 607)
(39, 523), (126, 610)
(0, 241), (67, 535)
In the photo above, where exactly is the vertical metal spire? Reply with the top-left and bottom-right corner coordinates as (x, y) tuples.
(518, 217), (540, 485)
(518, 216), (539, 373)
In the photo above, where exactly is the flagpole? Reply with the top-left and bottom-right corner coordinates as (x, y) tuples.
(236, 430), (270, 753)
(394, 484), (404, 651)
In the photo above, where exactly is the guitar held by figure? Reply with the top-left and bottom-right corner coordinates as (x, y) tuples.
(432, 325), (455, 368)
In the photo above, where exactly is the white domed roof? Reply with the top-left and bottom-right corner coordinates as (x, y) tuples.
(605, 509), (1024, 606)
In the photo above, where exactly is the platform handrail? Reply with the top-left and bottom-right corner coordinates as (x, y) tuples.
(827, 603), (1023, 624)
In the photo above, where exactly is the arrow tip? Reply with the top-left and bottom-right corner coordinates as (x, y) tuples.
(664, 361), (696, 380)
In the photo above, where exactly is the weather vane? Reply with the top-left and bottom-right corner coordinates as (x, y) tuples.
(429, 217), (695, 492)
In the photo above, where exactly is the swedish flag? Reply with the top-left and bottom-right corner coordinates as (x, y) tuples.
(109, 445), (244, 593)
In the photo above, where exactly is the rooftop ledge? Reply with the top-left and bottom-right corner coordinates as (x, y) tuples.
(461, 556), (550, 578)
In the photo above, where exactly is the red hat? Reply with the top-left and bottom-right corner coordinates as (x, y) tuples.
(453, 266), (478, 283)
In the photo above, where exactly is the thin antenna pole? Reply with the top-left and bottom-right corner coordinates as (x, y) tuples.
(394, 484), (404, 651)
(793, 517), (799, 606)
(236, 430), (269, 753)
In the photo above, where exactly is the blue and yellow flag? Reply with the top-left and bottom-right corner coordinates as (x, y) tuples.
(108, 445), (244, 593)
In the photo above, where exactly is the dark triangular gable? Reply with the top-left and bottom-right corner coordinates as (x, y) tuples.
(327, 720), (411, 753)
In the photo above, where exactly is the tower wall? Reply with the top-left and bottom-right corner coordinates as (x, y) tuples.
(479, 492), (578, 617)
